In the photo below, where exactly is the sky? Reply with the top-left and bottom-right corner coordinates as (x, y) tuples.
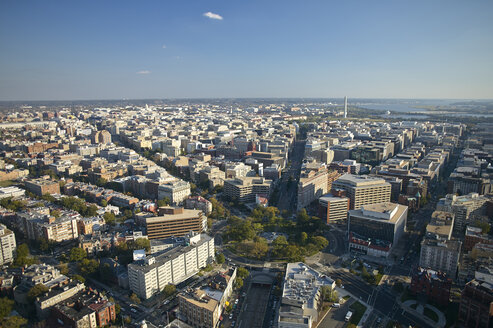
(0, 0), (492, 101)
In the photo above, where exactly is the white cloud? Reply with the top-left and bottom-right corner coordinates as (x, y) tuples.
(162, 44), (166, 49)
(203, 12), (223, 20)
(136, 70), (151, 75)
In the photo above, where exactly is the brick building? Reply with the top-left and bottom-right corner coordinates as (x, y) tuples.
(410, 267), (451, 306)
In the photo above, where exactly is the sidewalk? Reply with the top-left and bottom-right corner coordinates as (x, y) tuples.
(336, 287), (373, 328)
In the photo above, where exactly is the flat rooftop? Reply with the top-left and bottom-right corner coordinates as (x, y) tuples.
(334, 174), (388, 187)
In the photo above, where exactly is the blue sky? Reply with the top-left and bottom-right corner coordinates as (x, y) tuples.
(0, 0), (492, 100)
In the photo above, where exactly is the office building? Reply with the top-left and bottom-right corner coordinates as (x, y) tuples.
(145, 207), (207, 240)
(128, 233), (214, 299)
(297, 165), (329, 210)
(223, 177), (271, 203)
(318, 194), (349, 224)
(436, 193), (490, 234)
(348, 202), (407, 249)
(332, 174), (391, 209)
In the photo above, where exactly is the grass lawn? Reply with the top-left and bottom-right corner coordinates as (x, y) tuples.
(343, 295), (350, 301)
(423, 307), (439, 322)
(0, 180), (15, 187)
(349, 301), (367, 325)
(400, 289), (416, 302)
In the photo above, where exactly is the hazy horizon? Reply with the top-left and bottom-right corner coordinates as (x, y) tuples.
(1, 0), (492, 100)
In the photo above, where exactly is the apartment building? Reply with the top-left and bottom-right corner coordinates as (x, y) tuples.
(178, 268), (237, 328)
(24, 178), (60, 196)
(332, 174), (391, 210)
(223, 177), (271, 203)
(128, 233), (214, 299)
(146, 207), (207, 240)
(436, 193), (490, 234)
(18, 212), (79, 242)
(0, 224), (16, 265)
(458, 277), (493, 328)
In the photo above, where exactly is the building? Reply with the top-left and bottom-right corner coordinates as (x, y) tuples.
(178, 268), (237, 328)
(158, 181), (191, 205)
(458, 278), (493, 328)
(18, 212), (79, 242)
(184, 196), (213, 215)
(128, 233), (214, 299)
(24, 178), (60, 196)
(410, 267), (452, 306)
(436, 193), (490, 234)
(464, 226), (493, 252)
(420, 239), (461, 279)
(278, 262), (335, 328)
(146, 207), (207, 240)
(36, 280), (86, 319)
(223, 177), (271, 203)
(0, 224), (16, 265)
(348, 203), (407, 250)
(318, 194), (349, 224)
(50, 288), (116, 328)
(0, 186), (25, 199)
(332, 174), (391, 210)
(297, 165), (329, 210)
(91, 130), (112, 145)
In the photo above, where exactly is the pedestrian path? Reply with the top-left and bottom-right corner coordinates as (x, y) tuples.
(402, 300), (446, 328)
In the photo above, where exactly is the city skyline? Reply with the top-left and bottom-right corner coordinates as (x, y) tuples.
(1, 0), (492, 100)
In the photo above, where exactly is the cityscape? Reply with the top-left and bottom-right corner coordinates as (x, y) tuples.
(0, 1), (492, 328)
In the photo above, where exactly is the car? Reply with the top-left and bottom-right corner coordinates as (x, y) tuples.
(341, 285), (344, 289)
(332, 303), (341, 308)
(229, 314), (233, 320)
(377, 318), (382, 323)
(234, 299), (239, 304)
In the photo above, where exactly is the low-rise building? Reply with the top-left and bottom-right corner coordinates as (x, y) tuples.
(223, 176), (271, 203)
(410, 267), (452, 306)
(24, 178), (60, 196)
(146, 207), (207, 240)
(278, 262), (335, 328)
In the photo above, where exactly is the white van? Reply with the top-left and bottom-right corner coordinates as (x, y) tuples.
(332, 303), (340, 308)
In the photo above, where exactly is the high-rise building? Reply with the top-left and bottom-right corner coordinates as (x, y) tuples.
(348, 203), (408, 257)
(297, 165), (329, 210)
(0, 224), (16, 265)
(128, 233), (214, 299)
(332, 174), (391, 210)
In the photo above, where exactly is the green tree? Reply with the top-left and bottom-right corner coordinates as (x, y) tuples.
(310, 236), (329, 250)
(335, 279), (342, 287)
(2, 315), (28, 328)
(13, 244), (35, 267)
(0, 297), (14, 319)
(58, 263), (69, 275)
(100, 199), (108, 207)
(129, 238), (150, 252)
(237, 267), (249, 279)
(78, 259), (99, 276)
(69, 247), (87, 262)
(103, 212), (116, 225)
(157, 197), (171, 207)
(272, 236), (288, 248)
(234, 277), (243, 290)
(162, 284), (176, 298)
(71, 274), (86, 283)
(129, 293), (141, 304)
(99, 263), (113, 283)
(299, 232), (308, 245)
(216, 253), (225, 264)
(50, 209), (61, 218)
(27, 284), (49, 302)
